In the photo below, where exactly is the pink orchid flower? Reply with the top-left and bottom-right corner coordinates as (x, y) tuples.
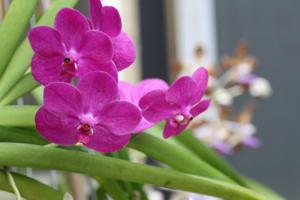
(35, 72), (141, 153)
(139, 67), (211, 138)
(119, 79), (169, 133)
(29, 8), (118, 85)
(89, 0), (136, 71)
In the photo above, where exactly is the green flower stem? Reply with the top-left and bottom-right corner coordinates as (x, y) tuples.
(0, 143), (264, 200)
(0, 106), (37, 127)
(0, 0), (78, 100)
(175, 131), (246, 186)
(4, 167), (22, 200)
(0, 0), (40, 75)
(95, 177), (130, 200)
(0, 169), (64, 200)
(0, 73), (38, 106)
(129, 134), (235, 184)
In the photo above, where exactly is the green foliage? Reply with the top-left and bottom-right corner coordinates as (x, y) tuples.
(0, 0), (39, 75)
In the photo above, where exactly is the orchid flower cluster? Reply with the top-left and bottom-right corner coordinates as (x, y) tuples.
(28, 0), (210, 153)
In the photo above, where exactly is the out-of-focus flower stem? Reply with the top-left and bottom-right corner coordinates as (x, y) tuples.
(0, 169), (64, 200)
(4, 166), (22, 200)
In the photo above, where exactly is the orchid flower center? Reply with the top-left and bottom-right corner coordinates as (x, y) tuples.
(77, 123), (94, 136)
(61, 57), (77, 76)
(171, 113), (193, 128)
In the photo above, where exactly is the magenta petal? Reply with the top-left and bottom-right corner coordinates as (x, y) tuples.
(132, 79), (169, 105)
(101, 6), (122, 37)
(190, 100), (211, 117)
(77, 72), (118, 112)
(79, 30), (113, 62)
(139, 90), (167, 110)
(163, 121), (188, 139)
(35, 107), (78, 145)
(44, 83), (82, 116)
(77, 59), (118, 81)
(192, 67), (209, 99)
(118, 82), (133, 101)
(31, 54), (73, 85)
(84, 125), (131, 153)
(98, 101), (141, 136)
(54, 8), (89, 49)
(166, 76), (199, 106)
(89, 0), (103, 29)
(142, 99), (179, 123)
(112, 32), (136, 71)
(29, 26), (64, 56)
(133, 118), (155, 133)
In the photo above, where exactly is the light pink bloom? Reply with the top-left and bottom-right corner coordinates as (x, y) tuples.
(119, 79), (169, 132)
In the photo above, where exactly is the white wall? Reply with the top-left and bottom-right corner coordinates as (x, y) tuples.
(174, 0), (218, 67)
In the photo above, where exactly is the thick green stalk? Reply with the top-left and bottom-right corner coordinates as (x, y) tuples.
(175, 131), (246, 185)
(0, 106), (38, 127)
(0, 0), (40, 75)
(0, 143), (263, 200)
(0, 169), (64, 200)
(0, 73), (39, 106)
(129, 134), (235, 184)
(0, 0), (78, 100)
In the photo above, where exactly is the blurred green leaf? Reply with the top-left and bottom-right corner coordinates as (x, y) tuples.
(0, 106), (37, 127)
(0, 0), (39, 75)
(0, 73), (38, 106)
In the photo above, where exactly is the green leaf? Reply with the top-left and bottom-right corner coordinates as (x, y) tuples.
(175, 131), (247, 186)
(0, 169), (64, 200)
(0, 73), (38, 106)
(0, 106), (38, 127)
(0, 0), (78, 100)
(0, 126), (47, 145)
(129, 134), (235, 184)
(0, 143), (264, 200)
(0, 0), (40, 75)
(175, 131), (286, 200)
(243, 177), (285, 200)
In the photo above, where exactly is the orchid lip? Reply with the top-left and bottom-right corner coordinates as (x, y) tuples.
(77, 123), (94, 136)
(61, 57), (77, 76)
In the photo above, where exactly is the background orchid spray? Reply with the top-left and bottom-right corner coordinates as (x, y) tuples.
(0, 0), (285, 200)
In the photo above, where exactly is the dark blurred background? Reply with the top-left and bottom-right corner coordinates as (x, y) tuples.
(216, 1), (300, 199)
